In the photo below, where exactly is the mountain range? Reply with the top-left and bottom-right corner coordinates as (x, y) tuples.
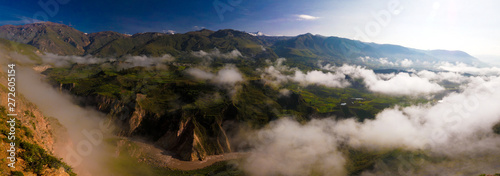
(0, 22), (483, 68)
(1, 22), (500, 176)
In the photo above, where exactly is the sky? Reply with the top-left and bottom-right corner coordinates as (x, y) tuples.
(1, 0), (500, 58)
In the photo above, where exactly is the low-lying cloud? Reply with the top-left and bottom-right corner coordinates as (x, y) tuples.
(292, 70), (350, 88)
(365, 72), (444, 96)
(14, 67), (116, 175)
(191, 48), (242, 60)
(416, 70), (471, 84)
(438, 62), (500, 75)
(242, 75), (500, 175)
(118, 54), (175, 69)
(336, 64), (445, 96)
(261, 59), (445, 96)
(186, 65), (244, 96)
(243, 119), (346, 176)
(186, 64), (244, 86)
(39, 53), (174, 69)
(40, 53), (114, 67)
(358, 57), (416, 67)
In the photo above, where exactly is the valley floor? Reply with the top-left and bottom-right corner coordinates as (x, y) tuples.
(115, 138), (245, 171)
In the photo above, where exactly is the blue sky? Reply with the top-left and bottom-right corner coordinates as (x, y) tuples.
(1, 0), (500, 58)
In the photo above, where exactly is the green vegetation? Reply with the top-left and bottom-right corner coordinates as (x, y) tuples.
(10, 171), (24, 176)
(41, 57), (431, 162)
(493, 122), (500, 135)
(19, 141), (76, 176)
(271, 33), (480, 69)
(0, 38), (42, 63)
(37, 46), (441, 174)
(289, 83), (428, 121)
(344, 148), (436, 175)
(0, 22), (89, 55)
(1, 22), (491, 176)
(1, 22), (481, 67)
(0, 106), (76, 175)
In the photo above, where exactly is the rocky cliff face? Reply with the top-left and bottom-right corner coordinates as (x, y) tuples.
(77, 92), (234, 161)
(153, 108), (233, 161)
(48, 70), (315, 162)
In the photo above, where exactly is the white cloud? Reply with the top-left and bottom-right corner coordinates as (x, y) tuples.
(368, 73), (444, 96)
(186, 68), (215, 80)
(337, 65), (444, 96)
(292, 70), (350, 88)
(213, 65), (244, 85)
(186, 65), (244, 97)
(296, 14), (320, 20)
(186, 65), (243, 86)
(337, 76), (500, 154)
(243, 75), (500, 175)
(262, 60), (445, 96)
(40, 53), (114, 67)
(278, 89), (291, 97)
(417, 70), (471, 84)
(378, 58), (396, 66)
(243, 118), (346, 176)
(438, 62), (500, 75)
(119, 54), (175, 69)
(191, 48), (243, 60)
(259, 58), (293, 87)
(261, 59), (350, 88)
(400, 59), (413, 67)
(39, 53), (175, 69)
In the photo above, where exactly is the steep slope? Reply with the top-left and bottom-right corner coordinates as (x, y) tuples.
(272, 34), (378, 67)
(0, 23), (277, 62)
(0, 40), (75, 175)
(0, 22), (482, 68)
(85, 31), (129, 55)
(272, 33), (482, 67)
(90, 32), (165, 57)
(256, 35), (294, 46)
(424, 49), (480, 63)
(101, 29), (277, 61)
(0, 22), (89, 55)
(43, 64), (314, 161)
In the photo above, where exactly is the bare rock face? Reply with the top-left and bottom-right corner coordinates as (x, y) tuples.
(85, 91), (234, 161)
(128, 94), (147, 135)
(152, 111), (233, 161)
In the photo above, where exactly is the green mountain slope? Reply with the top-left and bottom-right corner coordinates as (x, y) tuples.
(271, 33), (482, 67)
(0, 40), (75, 176)
(0, 22), (483, 68)
(0, 22), (89, 55)
(85, 31), (129, 55)
(3, 22), (498, 175)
